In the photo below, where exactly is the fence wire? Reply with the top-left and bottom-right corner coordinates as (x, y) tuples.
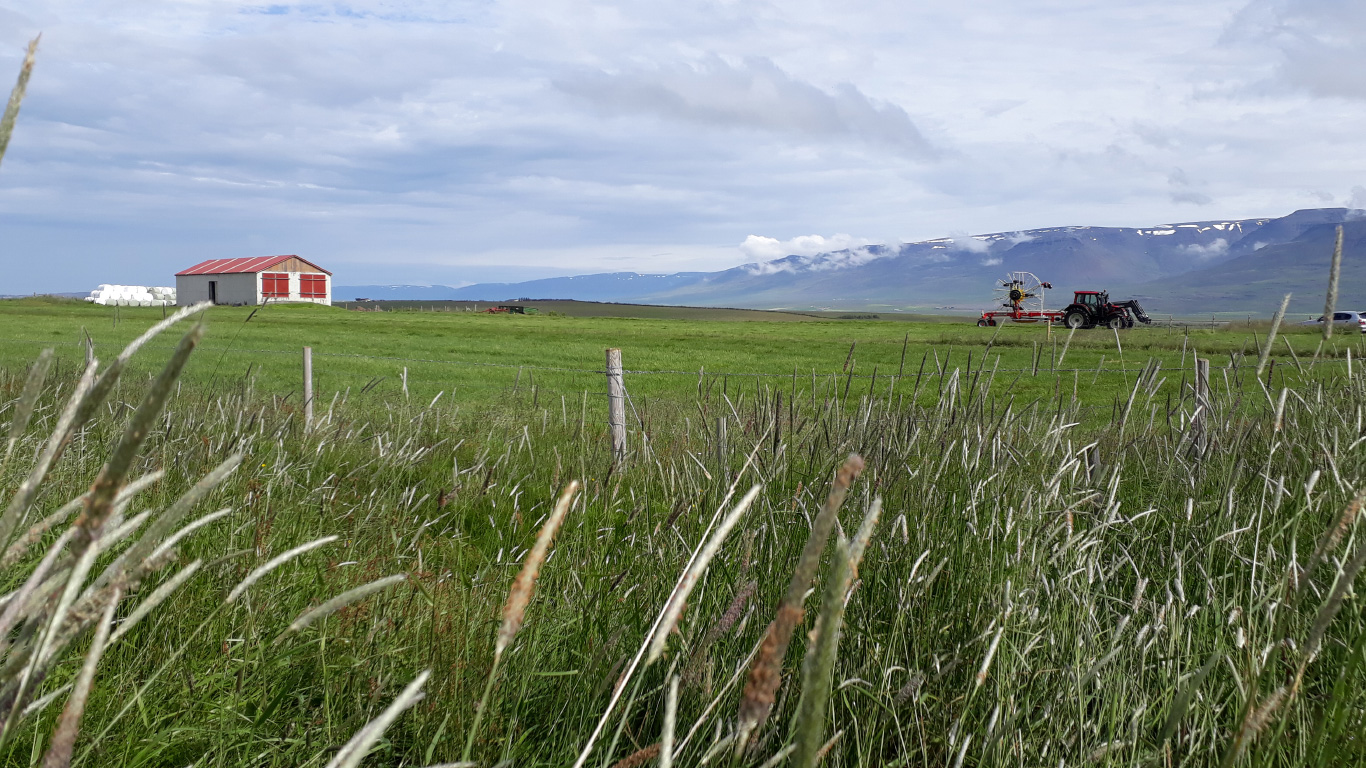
(0, 336), (1351, 380)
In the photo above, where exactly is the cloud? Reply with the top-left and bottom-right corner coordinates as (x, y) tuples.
(1227, 0), (1366, 100)
(6, 1), (1366, 292)
(946, 235), (991, 254)
(1171, 191), (1213, 205)
(981, 257), (1003, 266)
(1180, 237), (1229, 260)
(739, 233), (876, 261)
(739, 234), (886, 275)
(554, 55), (936, 157)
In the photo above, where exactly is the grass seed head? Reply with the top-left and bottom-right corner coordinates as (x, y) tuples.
(737, 454), (862, 745)
(497, 480), (579, 658)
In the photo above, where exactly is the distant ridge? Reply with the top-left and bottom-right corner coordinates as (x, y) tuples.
(337, 208), (1363, 314)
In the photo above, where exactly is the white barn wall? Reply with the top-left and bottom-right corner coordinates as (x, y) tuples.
(176, 273), (258, 306)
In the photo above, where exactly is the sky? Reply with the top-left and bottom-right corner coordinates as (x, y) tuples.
(2, 0), (1365, 292)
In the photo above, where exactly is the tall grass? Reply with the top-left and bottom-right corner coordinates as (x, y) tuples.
(2, 301), (1364, 766)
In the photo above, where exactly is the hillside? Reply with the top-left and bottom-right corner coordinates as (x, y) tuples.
(1123, 219), (1366, 316)
(339, 208), (1361, 313)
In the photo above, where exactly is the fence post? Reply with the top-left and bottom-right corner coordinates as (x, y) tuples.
(606, 348), (627, 461)
(716, 416), (728, 484)
(302, 346), (313, 431)
(1194, 357), (1210, 455)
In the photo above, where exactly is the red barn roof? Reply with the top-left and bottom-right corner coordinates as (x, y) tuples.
(176, 255), (332, 276)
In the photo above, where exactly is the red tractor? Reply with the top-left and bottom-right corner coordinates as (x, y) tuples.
(1060, 290), (1152, 330)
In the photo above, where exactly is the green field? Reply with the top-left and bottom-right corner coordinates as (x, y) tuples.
(0, 298), (1352, 422)
(1, 298), (1365, 767)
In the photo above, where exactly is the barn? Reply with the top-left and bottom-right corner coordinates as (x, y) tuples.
(175, 255), (332, 307)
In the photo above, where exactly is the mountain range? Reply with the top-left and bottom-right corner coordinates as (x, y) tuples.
(338, 208), (1364, 315)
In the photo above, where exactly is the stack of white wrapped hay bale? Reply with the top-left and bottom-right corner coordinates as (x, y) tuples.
(84, 285), (177, 307)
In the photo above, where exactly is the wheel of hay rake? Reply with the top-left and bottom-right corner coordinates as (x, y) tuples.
(977, 318), (989, 327)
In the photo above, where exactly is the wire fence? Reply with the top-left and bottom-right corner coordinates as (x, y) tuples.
(0, 336), (1351, 380)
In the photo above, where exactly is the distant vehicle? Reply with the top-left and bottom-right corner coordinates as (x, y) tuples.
(1299, 311), (1366, 334)
(1060, 290), (1152, 330)
(974, 272), (1151, 329)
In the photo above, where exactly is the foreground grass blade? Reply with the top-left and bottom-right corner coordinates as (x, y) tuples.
(41, 588), (118, 768)
(73, 324), (204, 555)
(0, 36), (38, 170)
(2, 348), (52, 463)
(792, 535), (854, 768)
(227, 536), (339, 603)
(647, 484), (761, 664)
(1161, 651), (1221, 744)
(464, 481), (579, 762)
(737, 454), (864, 750)
(280, 574), (407, 638)
(326, 670), (430, 768)
(0, 360), (99, 549)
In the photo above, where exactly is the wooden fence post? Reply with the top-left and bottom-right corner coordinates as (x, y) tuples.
(606, 348), (627, 461)
(302, 346), (313, 431)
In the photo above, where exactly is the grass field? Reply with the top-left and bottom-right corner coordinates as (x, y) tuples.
(1, 298), (1365, 767)
(0, 298), (1354, 423)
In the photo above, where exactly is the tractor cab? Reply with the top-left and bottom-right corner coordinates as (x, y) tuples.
(1073, 290), (1108, 308)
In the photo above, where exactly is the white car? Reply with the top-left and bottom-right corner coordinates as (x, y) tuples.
(1299, 311), (1366, 334)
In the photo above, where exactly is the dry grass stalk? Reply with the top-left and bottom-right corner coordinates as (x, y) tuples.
(41, 587), (119, 768)
(1323, 225), (1343, 341)
(465, 481), (580, 763)
(108, 560), (202, 646)
(73, 324), (204, 556)
(282, 574), (407, 638)
(848, 496), (882, 576)
(736, 454), (863, 751)
(647, 484), (761, 664)
(1300, 536), (1366, 667)
(1297, 490), (1364, 591)
(226, 535), (339, 604)
(100, 453), (243, 588)
(606, 743), (660, 768)
(1255, 294), (1292, 378)
(0, 530), (75, 658)
(661, 675), (679, 768)
(0, 36), (38, 170)
(0, 361), (99, 549)
(3, 496), (88, 569)
(497, 480), (580, 658)
(147, 508), (234, 563)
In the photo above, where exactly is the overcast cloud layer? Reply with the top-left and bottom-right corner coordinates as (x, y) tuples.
(1, 0), (1364, 292)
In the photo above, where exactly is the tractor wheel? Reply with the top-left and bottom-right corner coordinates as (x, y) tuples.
(1107, 316), (1124, 330)
(1065, 310), (1088, 329)
(977, 318), (989, 327)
